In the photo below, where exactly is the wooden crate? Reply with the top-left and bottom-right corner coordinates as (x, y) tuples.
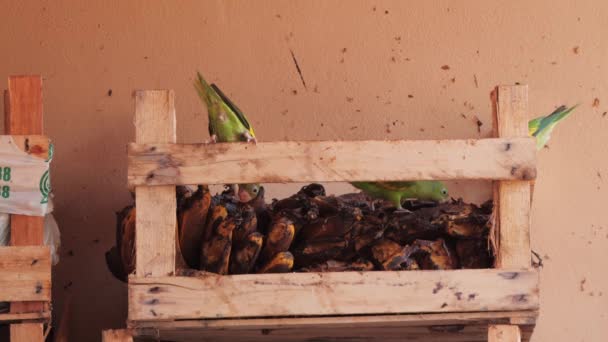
(120, 86), (537, 342)
(0, 76), (52, 341)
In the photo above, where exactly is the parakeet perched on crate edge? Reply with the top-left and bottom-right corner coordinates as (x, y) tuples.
(529, 105), (577, 150)
(351, 181), (449, 211)
(194, 71), (261, 202)
(353, 105), (577, 208)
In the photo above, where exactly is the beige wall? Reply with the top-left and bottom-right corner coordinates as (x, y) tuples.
(1, 1), (607, 341)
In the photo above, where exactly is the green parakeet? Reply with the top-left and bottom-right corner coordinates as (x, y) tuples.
(529, 105), (577, 150)
(351, 181), (449, 211)
(194, 71), (257, 144)
(194, 71), (261, 202)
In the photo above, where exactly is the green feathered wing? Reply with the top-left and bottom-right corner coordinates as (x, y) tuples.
(529, 105), (577, 150)
(194, 71), (255, 142)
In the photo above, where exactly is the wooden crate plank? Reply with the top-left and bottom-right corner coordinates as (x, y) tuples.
(134, 90), (177, 277)
(10, 322), (43, 342)
(0, 311), (50, 324)
(494, 86), (531, 269)
(5, 75), (46, 315)
(153, 325), (493, 342)
(132, 312), (536, 342)
(489, 324), (522, 342)
(128, 137), (537, 186)
(0, 246), (51, 301)
(132, 311), (538, 331)
(102, 329), (134, 342)
(128, 269), (539, 321)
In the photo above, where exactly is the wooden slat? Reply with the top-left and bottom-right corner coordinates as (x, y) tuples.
(128, 269), (539, 321)
(134, 90), (176, 277)
(102, 329), (134, 342)
(128, 138), (537, 186)
(131, 312), (536, 342)
(0, 246), (51, 301)
(140, 325), (532, 342)
(494, 86), (531, 269)
(0, 311), (50, 324)
(489, 324), (522, 342)
(132, 311), (537, 331)
(5, 76), (46, 316)
(10, 322), (43, 342)
(7, 76), (43, 135)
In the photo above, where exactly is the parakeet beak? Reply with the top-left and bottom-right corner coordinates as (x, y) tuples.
(238, 188), (253, 203)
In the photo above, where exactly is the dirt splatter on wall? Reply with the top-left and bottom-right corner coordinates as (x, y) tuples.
(1, 1), (607, 341)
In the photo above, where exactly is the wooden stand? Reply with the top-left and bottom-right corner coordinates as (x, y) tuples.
(114, 85), (536, 341)
(1, 76), (51, 341)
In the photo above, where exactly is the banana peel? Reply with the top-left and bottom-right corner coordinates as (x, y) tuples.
(413, 238), (457, 270)
(200, 217), (237, 274)
(456, 239), (493, 268)
(230, 232), (263, 274)
(258, 251), (294, 273)
(260, 217), (295, 263)
(292, 238), (348, 269)
(301, 259), (374, 272)
(178, 186), (212, 269)
(117, 205), (136, 277)
(232, 205), (258, 244)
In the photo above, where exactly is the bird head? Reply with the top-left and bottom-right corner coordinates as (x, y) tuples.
(429, 181), (450, 202)
(238, 183), (262, 203)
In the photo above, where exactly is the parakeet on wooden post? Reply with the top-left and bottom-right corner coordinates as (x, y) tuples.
(529, 105), (577, 150)
(194, 71), (261, 202)
(194, 71), (257, 144)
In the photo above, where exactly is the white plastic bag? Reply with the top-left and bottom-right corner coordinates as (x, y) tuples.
(0, 213), (8, 246)
(0, 136), (52, 216)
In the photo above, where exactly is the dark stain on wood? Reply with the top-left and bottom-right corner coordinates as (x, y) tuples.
(148, 286), (164, 293)
(432, 282), (444, 294)
(35, 283), (43, 294)
(428, 325), (465, 333)
(498, 272), (519, 279)
(505, 142), (511, 151)
(144, 298), (159, 305)
(31, 258), (38, 266)
(511, 294), (529, 303)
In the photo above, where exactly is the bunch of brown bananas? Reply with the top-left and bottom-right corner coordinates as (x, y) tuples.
(106, 184), (494, 281)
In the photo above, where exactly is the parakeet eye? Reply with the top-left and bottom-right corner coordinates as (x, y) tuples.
(253, 187), (259, 193)
(441, 188), (448, 196)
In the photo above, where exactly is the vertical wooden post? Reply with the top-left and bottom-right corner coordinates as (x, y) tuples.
(489, 325), (522, 342)
(102, 329), (134, 342)
(134, 90), (177, 277)
(5, 76), (46, 341)
(489, 85), (531, 342)
(493, 85), (531, 269)
(10, 323), (44, 342)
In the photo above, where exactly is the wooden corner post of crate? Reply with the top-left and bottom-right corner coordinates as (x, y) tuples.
(102, 329), (134, 342)
(489, 85), (532, 342)
(133, 90), (177, 278)
(127, 85), (539, 342)
(1, 76), (51, 341)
